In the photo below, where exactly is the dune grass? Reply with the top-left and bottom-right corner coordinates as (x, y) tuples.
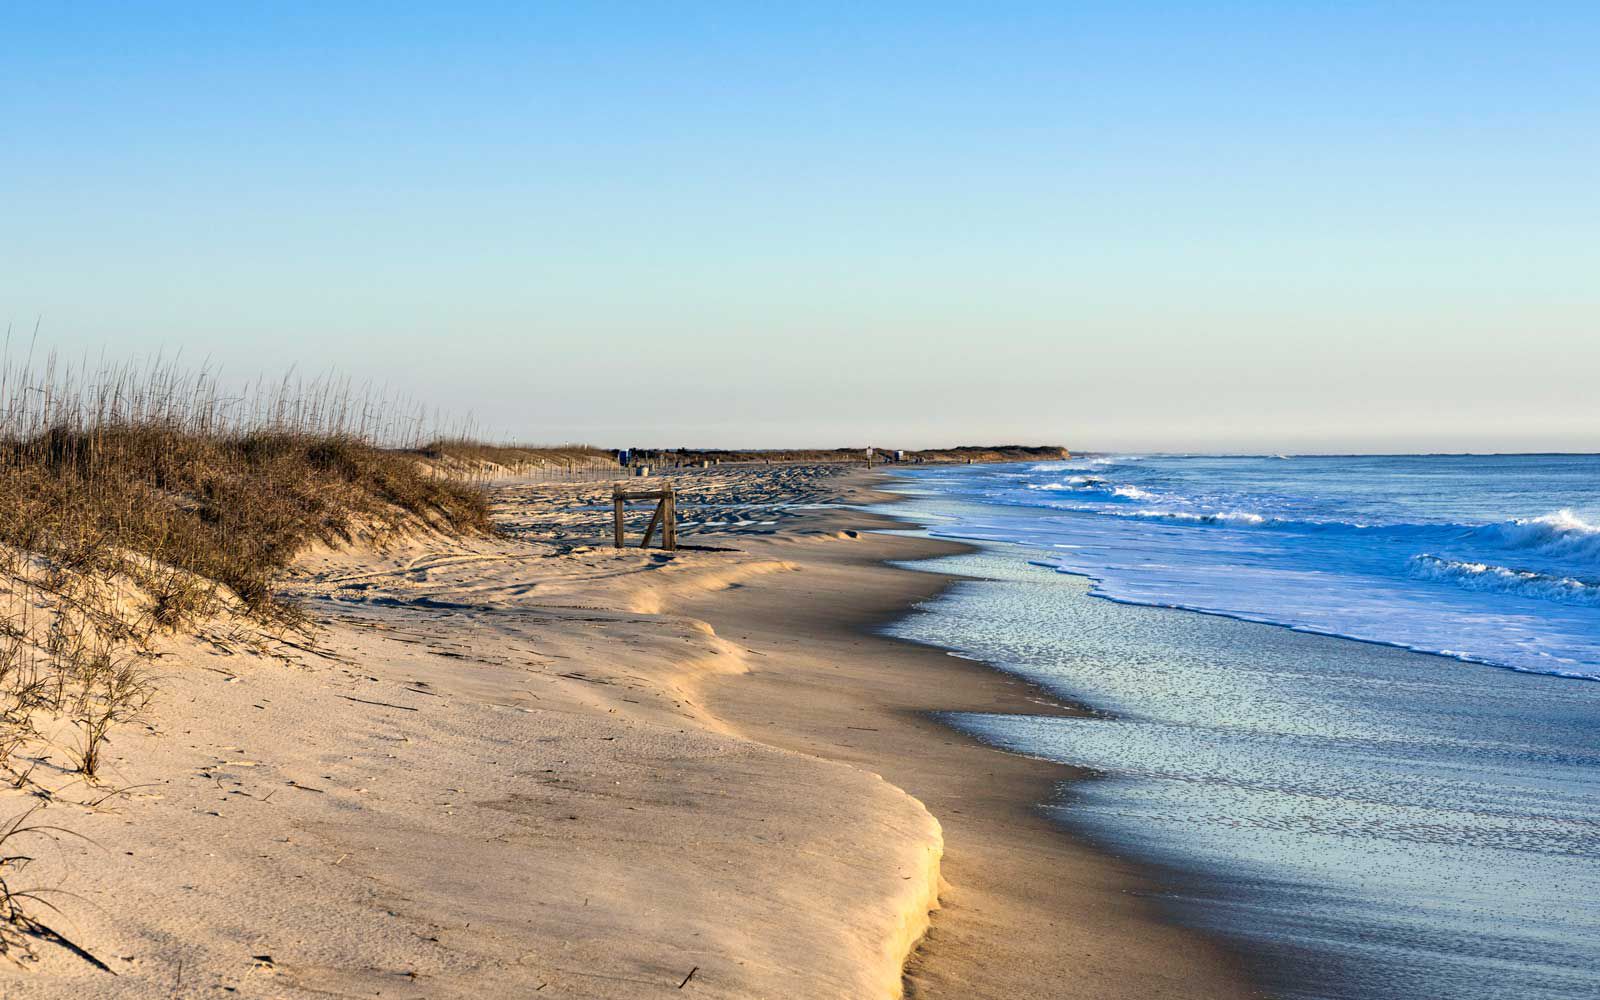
(0, 352), (636, 967)
(0, 357), (499, 618)
(0, 354), (517, 783)
(0, 352), (550, 963)
(1, 425), (493, 617)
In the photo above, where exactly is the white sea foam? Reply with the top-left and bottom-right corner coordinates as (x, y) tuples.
(1027, 475), (1103, 491)
(1474, 509), (1600, 565)
(1028, 462), (1090, 472)
(1408, 554), (1600, 606)
(1025, 479), (1165, 504)
(1119, 509), (1268, 526)
(1028, 456), (1140, 472)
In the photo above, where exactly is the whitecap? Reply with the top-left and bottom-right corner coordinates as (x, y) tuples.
(1111, 484), (1158, 501)
(1117, 509), (1268, 526)
(1409, 554), (1600, 607)
(1472, 509), (1600, 566)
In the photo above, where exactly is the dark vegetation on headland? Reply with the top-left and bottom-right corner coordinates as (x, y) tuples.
(623, 444), (1072, 465)
(413, 439), (615, 477)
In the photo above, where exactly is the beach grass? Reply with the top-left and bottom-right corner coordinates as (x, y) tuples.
(0, 351), (638, 960)
(0, 357), (561, 790)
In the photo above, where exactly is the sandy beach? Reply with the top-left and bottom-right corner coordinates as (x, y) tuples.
(1, 464), (1255, 998)
(15, 6), (1592, 996)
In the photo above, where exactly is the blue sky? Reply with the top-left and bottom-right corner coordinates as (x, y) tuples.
(4, 4), (1596, 450)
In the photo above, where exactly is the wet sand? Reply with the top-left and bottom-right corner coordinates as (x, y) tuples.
(676, 473), (1256, 998)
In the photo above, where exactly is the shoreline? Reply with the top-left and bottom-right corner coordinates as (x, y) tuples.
(852, 459), (1600, 1000)
(678, 469), (1259, 998)
(0, 462), (1260, 998)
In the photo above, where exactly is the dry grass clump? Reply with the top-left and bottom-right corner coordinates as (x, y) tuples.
(0, 425), (491, 620)
(0, 355), (501, 766)
(0, 352), (493, 618)
(0, 350), (516, 966)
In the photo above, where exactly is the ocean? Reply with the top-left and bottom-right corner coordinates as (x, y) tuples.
(879, 455), (1600, 1000)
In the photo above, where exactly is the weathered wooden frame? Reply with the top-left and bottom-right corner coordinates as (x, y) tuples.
(612, 484), (677, 550)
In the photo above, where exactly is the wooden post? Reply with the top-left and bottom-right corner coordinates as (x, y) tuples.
(663, 489), (677, 550)
(613, 487), (626, 549)
(640, 497), (665, 548)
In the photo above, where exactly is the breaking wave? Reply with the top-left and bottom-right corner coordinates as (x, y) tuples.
(1469, 510), (1600, 567)
(1027, 475), (1103, 491)
(898, 455), (1600, 683)
(1112, 485), (1159, 500)
(1118, 509), (1268, 526)
(1408, 555), (1600, 607)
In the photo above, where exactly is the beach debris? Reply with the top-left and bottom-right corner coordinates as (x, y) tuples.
(42, 923), (115, 973)
(339, 694), (419, 712)
(678, 965), (698, 988)
(274, 636), (350, 662)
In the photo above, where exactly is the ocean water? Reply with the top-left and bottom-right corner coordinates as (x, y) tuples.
(878, 455), (1600, 1000)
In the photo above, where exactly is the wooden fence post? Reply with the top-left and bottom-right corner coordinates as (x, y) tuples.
(641, 496), (665, 548)
(613, 487), (625, 549)
(663, 489), (677, 550)
(611, 484), (678, 551)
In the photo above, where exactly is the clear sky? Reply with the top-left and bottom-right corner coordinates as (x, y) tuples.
(4, 3), (1596, 452)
